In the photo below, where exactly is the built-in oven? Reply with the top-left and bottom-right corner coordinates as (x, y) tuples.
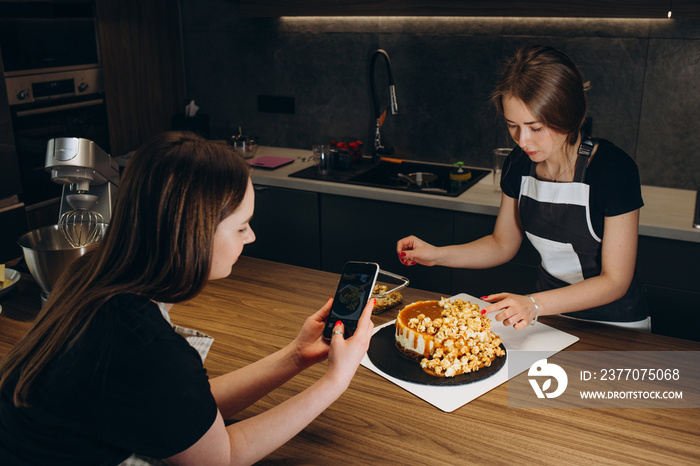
(6, 67), (110, 215)
(1, 1), (110, 229)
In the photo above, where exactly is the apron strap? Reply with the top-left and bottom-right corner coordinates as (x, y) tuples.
(574, 137), (599, 182)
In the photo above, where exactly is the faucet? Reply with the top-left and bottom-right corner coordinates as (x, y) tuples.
(370, 49), (398, 162)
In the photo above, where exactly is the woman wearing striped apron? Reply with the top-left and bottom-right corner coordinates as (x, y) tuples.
(397, 45), (649, 331)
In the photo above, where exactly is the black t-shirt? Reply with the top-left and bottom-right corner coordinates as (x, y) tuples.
(499, 140), (648, 322)
(501, 139), (644, 239)
(0, 294), (218, 465)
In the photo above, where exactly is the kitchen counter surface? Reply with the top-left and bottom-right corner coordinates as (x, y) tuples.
(1, 257), (698, 464)
(249, 146), (700, 244)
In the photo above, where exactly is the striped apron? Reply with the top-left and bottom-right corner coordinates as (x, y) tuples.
(518, 144), (648, 324)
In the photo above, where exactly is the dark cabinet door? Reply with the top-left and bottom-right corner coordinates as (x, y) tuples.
(637, 236), (700, 341)
(244, 186), (321, 269)
(451, 211), (539, 296)
(96, 0), (186, 155)
(320, 194), (453, 294)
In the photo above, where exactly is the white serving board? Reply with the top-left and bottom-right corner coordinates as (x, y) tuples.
(360, 293), (579, 412)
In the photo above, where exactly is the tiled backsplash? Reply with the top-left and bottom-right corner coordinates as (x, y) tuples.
(180, 1), (700, 190)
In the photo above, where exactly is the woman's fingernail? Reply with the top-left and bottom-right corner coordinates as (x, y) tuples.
(334, 320), (342, 327)
(480, 296), (488, 300)
(372, 299), (377, 305)
(399, 252), (406, 257)
(481, 310), (486, 314)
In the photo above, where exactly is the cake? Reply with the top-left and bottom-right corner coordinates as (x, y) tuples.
(395, 297), (505, 377)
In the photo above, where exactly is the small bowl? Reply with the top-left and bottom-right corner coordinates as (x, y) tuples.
(230, 136), (259, 159)
(0, 268), (21, 299)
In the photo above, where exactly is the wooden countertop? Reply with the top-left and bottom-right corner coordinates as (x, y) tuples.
(249, 146), (700, 244)
(1, 257), (699, 464)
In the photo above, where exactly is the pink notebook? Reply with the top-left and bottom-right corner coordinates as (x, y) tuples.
(247, 156), (295, 169)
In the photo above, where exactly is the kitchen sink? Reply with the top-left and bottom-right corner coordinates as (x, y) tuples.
(289, 159), (489, 197)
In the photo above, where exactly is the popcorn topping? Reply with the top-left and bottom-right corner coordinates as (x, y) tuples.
(406, 298), (505, 377)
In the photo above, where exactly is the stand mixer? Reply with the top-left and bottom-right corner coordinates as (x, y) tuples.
(45, 137), (119, 247)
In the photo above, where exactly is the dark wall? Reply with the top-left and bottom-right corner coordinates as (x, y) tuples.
(180, 0), (700, 190)
(0, 49), (22, 200)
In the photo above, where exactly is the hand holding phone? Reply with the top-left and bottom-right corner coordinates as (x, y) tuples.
(323, 261), (380, 339)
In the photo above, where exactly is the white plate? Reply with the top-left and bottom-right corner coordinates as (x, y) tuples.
(0, 268), (21, 299)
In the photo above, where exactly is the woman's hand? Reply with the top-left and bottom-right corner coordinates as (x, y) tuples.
(290, 298), (334, 370)
(481, 292), (537, 330)
(291, 296), (376, 373)
(324, 298), (375, 389)
(396, 235), (440, 267)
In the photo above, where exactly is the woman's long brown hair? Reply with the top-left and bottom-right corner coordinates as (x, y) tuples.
(491, 45), (589, 146)
(0, 131), (250, 407)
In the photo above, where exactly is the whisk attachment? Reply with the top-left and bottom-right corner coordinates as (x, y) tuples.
(58, 194), (107, 248)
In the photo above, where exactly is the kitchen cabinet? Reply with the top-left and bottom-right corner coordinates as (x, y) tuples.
(451, 211), (539, 297)
(243, 186), (321, 270)
(95, 0), (186, 156)
(240, 0), (699, 19)
(319, 193), (453, 293)
(257, 188), (539, 295)
(320, 194), (539, 295)
(637, 236), (700, 341)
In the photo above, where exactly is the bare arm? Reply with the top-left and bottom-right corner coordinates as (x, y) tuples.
(208, 299), (334, 418)
(483, 210), (641, 328)
(163, 298), (375, 466)
(397, 193), (524, 269)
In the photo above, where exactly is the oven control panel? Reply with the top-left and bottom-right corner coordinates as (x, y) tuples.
(5, 67), (104, 106)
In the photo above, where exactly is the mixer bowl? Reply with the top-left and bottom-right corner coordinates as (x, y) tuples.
(18, 224), (101, 296)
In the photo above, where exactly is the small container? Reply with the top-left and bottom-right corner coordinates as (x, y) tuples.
(0, 268), (21, 299)
(314, 144), (332, 175)
(229, 132), (259, 159)
(333, 149), (353, 170)
(371, 269), (409, 314)
(449, 162), (472, 183)
(493, 148), (511, 190)
(449, 162), (472, 191)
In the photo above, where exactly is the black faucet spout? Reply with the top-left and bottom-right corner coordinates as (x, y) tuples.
(370, 49), (398, 161)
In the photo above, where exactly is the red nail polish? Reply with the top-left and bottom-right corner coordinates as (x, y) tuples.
(334, 320), (342, 327)
(481, 310), (486, 314)
(480, 296), (488, 300)
(399, 252), (406, 257)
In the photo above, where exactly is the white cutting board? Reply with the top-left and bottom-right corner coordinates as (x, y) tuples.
(360, 293), (579, 412)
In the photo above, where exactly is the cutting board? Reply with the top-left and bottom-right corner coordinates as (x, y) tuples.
(360, 293), (579, 412)
(247, 156), (295, 169)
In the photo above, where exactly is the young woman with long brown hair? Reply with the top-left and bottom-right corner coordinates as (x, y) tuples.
(0, 131), (375, 465)
(397, 45), (649, 330)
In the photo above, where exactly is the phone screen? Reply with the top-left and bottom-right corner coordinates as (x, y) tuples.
(323, 261), (380, 339)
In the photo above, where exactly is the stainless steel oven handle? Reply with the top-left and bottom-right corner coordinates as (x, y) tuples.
(15, 98), (105, 117)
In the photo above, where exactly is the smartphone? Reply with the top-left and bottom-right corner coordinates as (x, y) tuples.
(323, 261), (380, 339)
